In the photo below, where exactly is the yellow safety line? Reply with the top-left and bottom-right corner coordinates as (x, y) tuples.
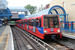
(5, 26), (10, 50)
(4, 33), (9, 50)
(0, 26), (7, 43)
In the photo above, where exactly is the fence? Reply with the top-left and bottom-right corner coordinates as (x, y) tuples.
(60, 21), (75, 32)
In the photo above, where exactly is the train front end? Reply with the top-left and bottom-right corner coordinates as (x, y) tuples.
(43, 15), (62, 39)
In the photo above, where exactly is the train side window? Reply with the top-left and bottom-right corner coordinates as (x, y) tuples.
(54, 18), (59, 28)
(18, 22), (19, 24)
(17, 21), (19, 24)
(36, 19), (39, 27)
(36, 18), (41, 27)
(29, 19), (33, 26)
(16, 22), (17, 24)
(29, 20), (31, 26)
(24, 20), (25, 24)
(27, 20), (29, 25)
(17, 21), (18, 24)
(24, 20), (26, 24)
(19, 21), (20, 24)
(21, 21), (22, 24)
(22, 21), (23, 24)
(33, 19), (35, 26)
(23, 20), (25, 25)
(17, 22), (18, 24)
(31, 19), (34, 26)
(29, 20), (32, 26)
(39, 18), (41, 27)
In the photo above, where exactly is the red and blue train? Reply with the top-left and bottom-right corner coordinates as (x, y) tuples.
(16, 14), (62, 39)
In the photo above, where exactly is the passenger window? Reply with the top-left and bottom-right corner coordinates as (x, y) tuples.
(21, 21), (22, 24)
(19, 21), (20, 24)
(49, 18), (54, 28)
(36, 18), (41, 27)
(21, 21), (23, 24)
(36, 19), (39, 27)
(23, 20), (25, 25)
(54, 18), (59, 28)
(27, 20), (29, 25)
(18, 21), (19, 24)
(24, 20), (25, 24)
(29, 19), (34, 26)
(29, 20), (30, 25)
(39, 18), (41, 27)
(33, 19), (36, 26)
(31, 19), (34, 26)
(44, 18), (48, 28)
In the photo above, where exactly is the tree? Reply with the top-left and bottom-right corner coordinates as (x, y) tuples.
(38, 4), (45, 12)
(25, 4), (37, 14)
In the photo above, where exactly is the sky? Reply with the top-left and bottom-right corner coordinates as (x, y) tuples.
(7, 0), (52, 8)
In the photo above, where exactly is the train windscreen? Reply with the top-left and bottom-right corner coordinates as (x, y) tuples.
(44, 15), (59, 28)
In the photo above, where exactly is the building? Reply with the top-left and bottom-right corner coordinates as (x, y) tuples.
(45, 4), (49, 9)
(8, 6), (31, 19)
(49, 0), (75, 21)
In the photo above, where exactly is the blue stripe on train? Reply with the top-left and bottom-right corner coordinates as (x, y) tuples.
(19, 24), (21, 26)
(37, 27), (44, 34)
(25, 22), (27, 24)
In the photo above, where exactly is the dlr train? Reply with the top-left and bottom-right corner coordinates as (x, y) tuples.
(16, 15), (62, 39)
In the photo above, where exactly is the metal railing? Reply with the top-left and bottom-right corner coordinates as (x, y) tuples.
(60, 21), (75, 31)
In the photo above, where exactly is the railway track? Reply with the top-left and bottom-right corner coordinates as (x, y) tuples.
(12, 27), (52, 50)
(12, 26), (75, 50)
(44, 37), (74, 50)
(55, 37), (75, 50)
(12, 27), (42, 50)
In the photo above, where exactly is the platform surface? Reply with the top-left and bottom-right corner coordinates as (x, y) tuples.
(62, 30), (75, 39)
(0, 26), (6, 36)
(0, 25), (14, 50)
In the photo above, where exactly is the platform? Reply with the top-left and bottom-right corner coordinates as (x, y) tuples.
(0, 26), (6, 36)
(0, 25), (14, 50)
(62, 30), (75, 39)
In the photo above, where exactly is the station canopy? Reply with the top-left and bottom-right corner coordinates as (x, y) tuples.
(25, 5), (68, 19)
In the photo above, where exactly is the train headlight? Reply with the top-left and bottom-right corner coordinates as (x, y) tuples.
(57, 30), (60, 32)
(44, 30), (47, 33)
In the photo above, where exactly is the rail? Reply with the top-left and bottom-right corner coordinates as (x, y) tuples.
(15, 26), (56, 50)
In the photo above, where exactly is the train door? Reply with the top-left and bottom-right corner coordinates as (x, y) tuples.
(36, 18), (43, 34)
(29, 20), (31, 31)
(28, 19), (34, 31)
(21, 21), (22, 27)
(25, 20), (27, 30)
(21, 21), (23, 28)
(23, 20), (25, 28)
(19, 21), (21, 27)
(33, 19), (36, 32)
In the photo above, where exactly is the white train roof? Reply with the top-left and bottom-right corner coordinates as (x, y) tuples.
(25, 8), (50, 19)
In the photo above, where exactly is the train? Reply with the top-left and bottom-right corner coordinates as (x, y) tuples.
(8, 21), (15, 26)
(16, 14), (62, 39)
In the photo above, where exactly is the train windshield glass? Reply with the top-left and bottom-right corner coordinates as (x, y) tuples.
(44, 15), (59, 28)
